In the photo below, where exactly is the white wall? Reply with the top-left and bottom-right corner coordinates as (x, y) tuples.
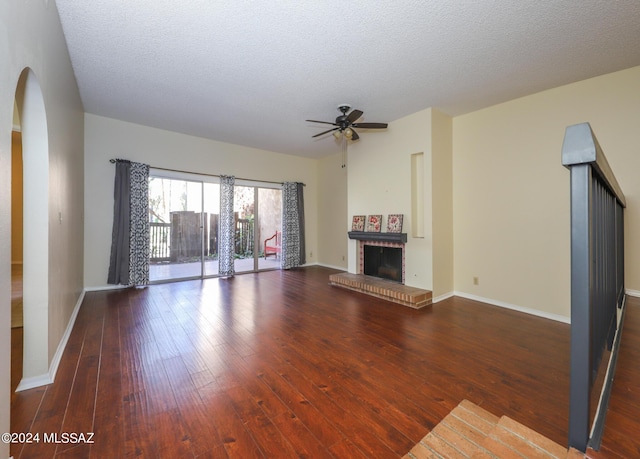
(453, 65), (640, 319)
(84, 114), (319, 288)
(0, 1), (84, 456)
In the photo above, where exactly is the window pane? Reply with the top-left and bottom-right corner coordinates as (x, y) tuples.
(203, 182), (220, 277)
(234, 186), (255, 273)
(258, 188), (282, 270)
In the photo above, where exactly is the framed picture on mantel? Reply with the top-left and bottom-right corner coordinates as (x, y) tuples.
(352, 215), (365, 232)
(387, 214), (403, 233)
(366, 215), (382, 232)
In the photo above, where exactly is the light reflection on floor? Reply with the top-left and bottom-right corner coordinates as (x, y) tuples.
(150, 257), (280, 281)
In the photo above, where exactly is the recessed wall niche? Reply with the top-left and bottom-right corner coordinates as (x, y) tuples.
(411, 152), (424, 238)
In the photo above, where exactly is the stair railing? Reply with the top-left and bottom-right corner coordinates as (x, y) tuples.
(562, 122), (626, 452)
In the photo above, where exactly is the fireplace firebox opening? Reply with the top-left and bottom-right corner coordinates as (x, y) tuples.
(363, 245), (403, 283)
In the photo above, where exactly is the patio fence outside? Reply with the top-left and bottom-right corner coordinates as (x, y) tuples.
(150, 212), (255, 263)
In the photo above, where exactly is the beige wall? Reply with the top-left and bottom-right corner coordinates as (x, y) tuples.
(84, 114), (319, 288)
(347, 108), (454, 295)
(431, 109), (454, 299)
(317, 152), (348, 269)
(453, 65), (640, 319)
(348, 108), (434, 290)
(0, 1), (85, 456)
(345, 66), (639, 316)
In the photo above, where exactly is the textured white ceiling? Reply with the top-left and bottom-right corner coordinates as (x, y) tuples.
(55, 0), (640, 158)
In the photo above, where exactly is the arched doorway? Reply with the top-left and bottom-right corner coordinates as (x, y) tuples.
(12, 68), (50, 390)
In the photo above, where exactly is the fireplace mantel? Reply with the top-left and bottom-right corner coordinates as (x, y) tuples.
(348, 231), (407, 243)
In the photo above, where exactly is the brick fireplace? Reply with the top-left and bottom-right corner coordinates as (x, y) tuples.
(328, 230), (431, 309)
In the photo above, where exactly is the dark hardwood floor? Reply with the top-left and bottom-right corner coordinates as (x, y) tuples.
(10, 266), (640, 458)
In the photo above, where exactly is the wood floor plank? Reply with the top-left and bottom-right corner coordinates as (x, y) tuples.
(255, 335), (418, 454)
(56, 300), (105, 456)
(225, 385), (299, 458)
(329, 438), (372, 459)
(11, 327), (23, 393)
(54, 443), (92, 458)
(270, 410), (336, 459)
(116, 290), (162, 457)
(121, 390), (161, 457)
(195, 444), (230, 459)
(255, 350), (399, 458)
(244, 354), (344, 449)
(259, 325), (433, 441)
(224, 352), (289, 419)
(151, 408), (193, 458)
(198, 390), (264, 458)
(17, 294), (101, 459)
(9, 388), (47, 459)
(90, 292), (124, 458)
(162, 355), (225, 456)
(320, 381), (415, 455)
(10, 267), (640, 458)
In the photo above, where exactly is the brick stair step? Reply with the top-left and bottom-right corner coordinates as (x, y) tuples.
(404, 400), (587, 459)
(403, 400), (499, 458)
(493, 416), (568, 458)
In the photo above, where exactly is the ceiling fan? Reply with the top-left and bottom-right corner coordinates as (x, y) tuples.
(306, 105), (388, 141)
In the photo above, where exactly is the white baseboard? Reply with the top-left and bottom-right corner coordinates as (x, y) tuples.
(625, 289), (640, 298)
(15, 289), (85, 392)
(15, 373), (52, 392)
(84, 284), (129, 292)
(314, 262), (347, 271)
(453, 291), (571, 324)
(48, 289), (85, 384)
(433, 291), (454, 303)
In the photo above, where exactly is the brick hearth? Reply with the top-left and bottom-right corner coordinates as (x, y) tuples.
(329, 272), (432, 309)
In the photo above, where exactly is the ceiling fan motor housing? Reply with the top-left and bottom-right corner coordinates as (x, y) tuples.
(336, 105), (351, 127)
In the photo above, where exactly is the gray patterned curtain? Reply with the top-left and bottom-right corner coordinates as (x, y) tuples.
(281, 182), (306, 270)
(218, 175), (235, 276)
(108, 159), (150, 286)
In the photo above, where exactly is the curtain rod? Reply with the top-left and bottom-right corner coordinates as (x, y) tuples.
(109, 159), (305, 186)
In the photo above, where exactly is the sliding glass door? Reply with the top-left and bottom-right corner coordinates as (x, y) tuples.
(148, 172), (281, 282)
(149, 177), (205, 281)
(233, 186), (283, 273)
(258, 187), (282, 270)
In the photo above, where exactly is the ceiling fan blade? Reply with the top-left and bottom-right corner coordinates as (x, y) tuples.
(312, 127), (339, 138)
(350, 129), (360, 141)
(306, 119), (338, 126)
(346, 109), (363, 124)
(352, 122), (388, 129)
